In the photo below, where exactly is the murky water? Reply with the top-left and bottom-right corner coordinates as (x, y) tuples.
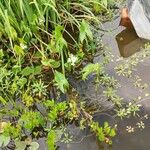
(58, 17), (150, 150)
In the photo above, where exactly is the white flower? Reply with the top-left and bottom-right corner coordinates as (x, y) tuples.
(20, 43), (27, 49)
(126, 126), (134, 133)
(67, 54), (78, 66)
(137, 121), (145, 129)
(145, 93), (149, 97)
(144, 114), (148, 119)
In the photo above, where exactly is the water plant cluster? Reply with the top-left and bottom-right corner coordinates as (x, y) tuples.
(0, 0), (145, 150)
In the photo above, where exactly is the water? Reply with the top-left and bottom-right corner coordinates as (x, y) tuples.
(57, 17), (150, 150)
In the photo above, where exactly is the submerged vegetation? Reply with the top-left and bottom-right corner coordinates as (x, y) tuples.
(0, 0), (148, 149)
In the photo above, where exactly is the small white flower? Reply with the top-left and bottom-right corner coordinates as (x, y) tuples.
(39, 17), (45, 25)
(20, 43), (27, 49)
(67, 54), (78, 66)
(145, 93), (149, 97)
(137, 121), (145, 129)
(126, 126), (134, 133)
(144, 114), (148, 119)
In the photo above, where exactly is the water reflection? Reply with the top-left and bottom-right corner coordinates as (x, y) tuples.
(116, 29), (148, 58)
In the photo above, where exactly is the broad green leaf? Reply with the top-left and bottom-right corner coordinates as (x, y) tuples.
(53, 25), (67, 51)
(82, 63), (104, 80)
(41, 59), (51, 66)
(17, 78), (27, 88)
(21, 66), (41, 76)
(34, 66), (42, 75)
(41, 59), (60, 68)
(21, 67), (34, 76)
(15, 141), (26, 150)
(54, 71), (69, 93)
(79, 20), (93, 44)
(29, 142), (39, 150)
(12, 65), (21, 74)
(0, 134), (10, 147)
(50, 60), (60, 68)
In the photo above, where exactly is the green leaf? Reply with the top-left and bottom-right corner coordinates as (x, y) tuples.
(102, 0), (108, 7)
(53, 25), (67, 51)
(34, 66), (42, 75)
(21, 66), (41, 76)
(49, 60), (60, 68)
(54, 71), (69, 93)
(0, 134), (10, 148)
(44, 100), (55, 108)
(14, 45), (24, 56)
(17, 78), (27, 88)
(18, 111), (45, 131)
(21, 67), (34, 76)
(29, 142), (39, 150)
(0, 96), (7, 105)
(82, 63), (104, 80)
(15, 141), (26, 150)
(104, 122), (109, 128)
(0, 49), (4, 59)
(97, 127), (105, 141)
(47, 130), (56, 150)
(12, 65), (21, 74)
(109, 129), (116, 137)
(41, 59), (60, 68)
(79, 20), (93, 44)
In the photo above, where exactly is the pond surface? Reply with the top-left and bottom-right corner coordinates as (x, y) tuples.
(35, 16), (150, 150)
(57, 17), (150, 150)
